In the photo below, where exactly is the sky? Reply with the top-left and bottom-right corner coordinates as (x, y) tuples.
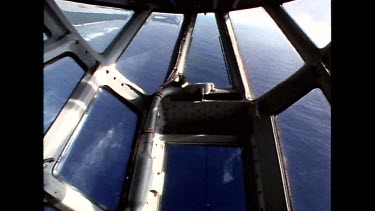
(55, 0), (128, 14)
(229, 0), (331, 48)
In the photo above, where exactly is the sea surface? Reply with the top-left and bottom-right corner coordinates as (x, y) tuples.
(44, 2), (331, 210)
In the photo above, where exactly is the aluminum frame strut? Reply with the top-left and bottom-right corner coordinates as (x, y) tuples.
(261, 1), (331, 106)
(44, 0), (103, 71)
(164, 13), (197, 85)
(101, 10), (152, 66)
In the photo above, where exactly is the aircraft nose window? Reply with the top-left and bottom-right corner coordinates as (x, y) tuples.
(116, 13), (183, 94)
(229, 7), (304, 97)
(277, 88), (331, 211)
(55, 0), (134, 53)
(184, 13), (232, 88)
(283, 0), (331, 49)
(44, 0), (331, 210)
(43, 57), (85, 134)
(53, 88), (138, 210)
(162, 145), (248, 211)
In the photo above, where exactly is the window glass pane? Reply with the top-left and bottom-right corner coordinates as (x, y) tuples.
(116, 13), (183, 94)
(184, 13), (231, 88)
(161, 145), (247, 211)
(44, 57), (84, 134)
(53, 88), (138, 210)
(55, 0), (134, 52)
(283, 0), (331, 48)
(277, 89), (330, 211)
(229, 8), (304, 97)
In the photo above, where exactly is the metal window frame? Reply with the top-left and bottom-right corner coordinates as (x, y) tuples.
(43, 65), (145, 210)
(158, 136), (254, 210)
(43, 3), (148, 209)
(44, 0), (331, 210)
(44, 0), (103, 71)
(256, 1), (331, 117)
(155, 133), (264, 210)
(215, 12), (254, 100)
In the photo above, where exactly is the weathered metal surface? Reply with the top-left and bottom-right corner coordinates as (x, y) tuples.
(44, 0), (102, 71)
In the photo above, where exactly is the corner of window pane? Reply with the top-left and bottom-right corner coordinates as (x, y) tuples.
(44, 56), (85, 134)
(161, 145), (248, 211)
(52, 87), (139, 210)
(229, 7), (304, 97)
(115, 12), (183, 94)
(184, 13), (232, 88)
(276, 88), (331, 211)
(282, 0), (331, 48)
(54, 0), (134, 53)
(44, 26), (52, 41)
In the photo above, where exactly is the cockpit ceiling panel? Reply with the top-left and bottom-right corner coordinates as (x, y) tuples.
(64, 0), (295, 13)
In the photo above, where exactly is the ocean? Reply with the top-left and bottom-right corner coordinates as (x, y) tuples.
(44, 5), (331, 211)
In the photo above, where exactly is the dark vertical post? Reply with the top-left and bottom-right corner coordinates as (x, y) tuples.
(102, 10), (152, 65)
(215, 12), (253, 100)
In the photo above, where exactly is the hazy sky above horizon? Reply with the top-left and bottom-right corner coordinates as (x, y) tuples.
(229, 0), (331, 48)
(55, 0), (331, 48)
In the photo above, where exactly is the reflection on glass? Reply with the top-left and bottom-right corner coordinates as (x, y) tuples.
(116, 13), (183, 94)
(283, 0), (331, 48)
(55, 0), (134, 52)
(184, 13), (231, 88)
(53, 88), (138, 210)
(277, 89), (331, 211)
(44, 57), (84, 134)
(43, 32), (48, 41)
(229, 8), (304, 97)
(162, 145), (247, 211)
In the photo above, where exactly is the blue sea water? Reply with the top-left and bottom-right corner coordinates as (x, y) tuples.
(54, 88), (138, 210)
(115, 14), (183, 94)
(44, 4), (330, 211)
(229, 8), (330, 210)
(162, 146), (247, 211)
(43, 57), (84, 133)
(185, 13), (231, 87)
